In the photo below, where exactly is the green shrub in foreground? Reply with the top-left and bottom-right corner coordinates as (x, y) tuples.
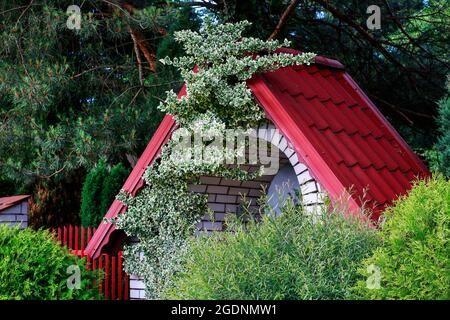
(0, 225), (99, 300)
(163, 199), (379, 300)
(353, 175), (450, 300)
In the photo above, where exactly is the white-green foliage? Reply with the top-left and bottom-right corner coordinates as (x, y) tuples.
(159, 20), (315, 128)
(115, 18), (315, 299)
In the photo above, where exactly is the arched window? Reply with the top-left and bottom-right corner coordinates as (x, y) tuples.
(188, 123), (325, 232)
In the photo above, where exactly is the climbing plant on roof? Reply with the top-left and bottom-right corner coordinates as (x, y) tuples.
(115, 17), (315, 299)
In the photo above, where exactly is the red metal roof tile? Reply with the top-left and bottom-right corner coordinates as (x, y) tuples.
(337, 133), (375, 169)
(303, 69), (347, 105)
(331, 69), (345, 80)
(0, 195), (30, 212)
(319, 69), (333, 78)
(352, 166), (392, 207)
(350, 105), (385, 138)
(392, 168), (415, 187)
(350, 135), (387, 170)
(365, 137), (401, 171)
(322, 102), (370, 136)
(377, 167), (410, 197)
(320, 130), (360, 167)
(271, 67), (318, 99)
(378, 138), (413, 172)
(253, 53), (429, 216)
(286, 95), (317, 127)
(301, 64), (319, 74)
(307, 99), (346, 132)
(297, 69), (336, 102)
(325, 74), (359, 107)
(313, 99), (357, 134)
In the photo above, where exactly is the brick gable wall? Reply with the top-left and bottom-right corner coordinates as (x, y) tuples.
(129, 123), (325, 299)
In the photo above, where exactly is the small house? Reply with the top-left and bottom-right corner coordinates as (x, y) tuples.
(85, 49), (430, 299)
(0, 195), (30, 229)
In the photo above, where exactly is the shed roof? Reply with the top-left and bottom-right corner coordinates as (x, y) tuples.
(0, 195), (30, 212)
(250, 48), (429, 216)
(85, 49), (429, 258)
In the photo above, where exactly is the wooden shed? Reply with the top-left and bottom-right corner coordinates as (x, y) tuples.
(0, 195), (30, 229)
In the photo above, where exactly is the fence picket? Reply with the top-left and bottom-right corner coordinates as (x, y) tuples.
(99, 255), (103, 296)
(81, 226), (85, 255)
(105, 254), (109, 299)
(57, 227), (61, 243)
(93, 258), (97, 289)
(118, 253), (123, 300)
(69, 225), (73, 249)
(63, 226), (67, 246)
(75, 225), (79, 252)
(87, 227), (92, 243)
(111, 256), (116, 300)
(87, 255), (91, 271)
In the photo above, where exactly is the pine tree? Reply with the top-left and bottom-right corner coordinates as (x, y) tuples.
(0, 1), (198, 185)
(435, 79), (450, 177)
(0, 1), (199, 225)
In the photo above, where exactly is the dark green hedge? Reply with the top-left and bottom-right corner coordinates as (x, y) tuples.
(99, 163), (129, 220)
(80, 162), (129, 227)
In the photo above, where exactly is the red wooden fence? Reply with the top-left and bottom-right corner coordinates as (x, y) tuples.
(52, 225), (129, 300)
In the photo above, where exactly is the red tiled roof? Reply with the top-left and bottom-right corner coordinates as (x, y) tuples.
(85, 49), (429, 258)
(249, 48), (429, 218)
(0, 195), (31, 212)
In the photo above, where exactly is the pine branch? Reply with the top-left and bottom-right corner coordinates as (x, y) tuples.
(130, 28), (157, 73)
(268, 0), (301, 40)
(14, 0), (34, 29)
(122, 2), (157, 73)
(156, 1), (218, 9)
(129, 27), (144, 86)
(383, 0), (450, 69)
(311, 0), (405, 70)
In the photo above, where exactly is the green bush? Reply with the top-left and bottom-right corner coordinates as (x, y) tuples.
(80, 162), (128, 227)
(163, 198), (379, 300)
(0, 225), (99, 300)
(353, 175), (449, 300)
